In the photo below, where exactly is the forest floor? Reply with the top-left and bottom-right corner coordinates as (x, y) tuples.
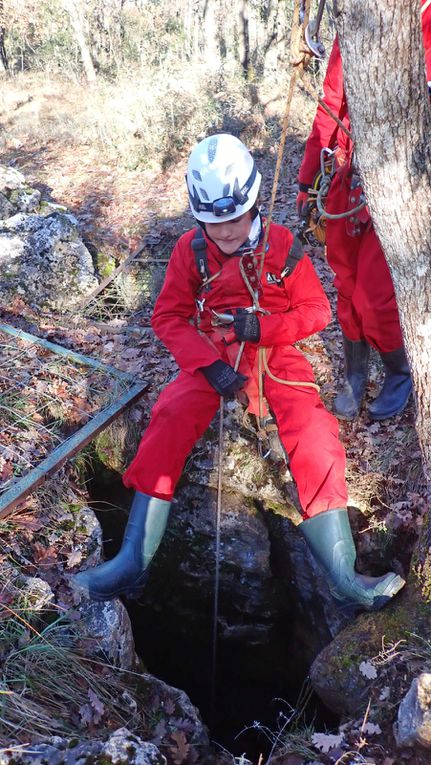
(0, 74), (428, 765)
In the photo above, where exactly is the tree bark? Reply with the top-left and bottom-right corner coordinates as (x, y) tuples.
(334, 0), (431, 595)
(335, 0), (431, 484)
(63, 0), (97, 83)
(0, 0), (8, 73)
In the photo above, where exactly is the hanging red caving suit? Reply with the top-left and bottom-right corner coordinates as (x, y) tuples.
(123, 223), (348, 519)
(298, 11), (431, 353)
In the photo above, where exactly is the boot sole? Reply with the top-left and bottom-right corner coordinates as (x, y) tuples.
(333, 398), (363, 420)
(368, 396), (412, 421)
(334, 574), (406, 617)
(333, 410), (360, 421)
(71, 574), (148, 602)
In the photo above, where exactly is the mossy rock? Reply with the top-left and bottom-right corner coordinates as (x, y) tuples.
(96, 250), (117, 278)
(94, 413), (141, 472)
(310, 584), (431, 716)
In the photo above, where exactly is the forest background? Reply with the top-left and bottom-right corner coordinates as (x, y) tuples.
(0, 0), (333, 192)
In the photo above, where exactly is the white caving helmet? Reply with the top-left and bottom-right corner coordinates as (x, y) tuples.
(186, 133), (262, 224)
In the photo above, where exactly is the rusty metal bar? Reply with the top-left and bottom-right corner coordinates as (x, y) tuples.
(0, 323), (148, 519)
(72, 243), (147, 313)
(0, 381), (146, 519)
(0, 323), (133, 380)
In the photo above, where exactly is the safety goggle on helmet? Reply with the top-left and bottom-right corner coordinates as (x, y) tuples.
(186, 133), (262, 224)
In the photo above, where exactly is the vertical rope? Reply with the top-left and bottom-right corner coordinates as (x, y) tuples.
(208, 0), (316, 730)
(258, 0), (305, 277)
(209, 395), (224, 731)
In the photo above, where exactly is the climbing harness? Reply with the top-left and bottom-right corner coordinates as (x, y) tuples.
(302, 146), (367, 243)
(191, 232), (321, 461)
(315, 150), (366, 221)
(296, 3), (373, 239)
(302, 147), (335, 244)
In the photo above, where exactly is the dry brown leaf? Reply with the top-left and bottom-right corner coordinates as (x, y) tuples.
(169, 729), (190, 765)
(66, 549), (83, 568)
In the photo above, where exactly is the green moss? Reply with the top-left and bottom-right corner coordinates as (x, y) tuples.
(412, 555), (431, 603)
(94, 428), (126, 472)
(96, 251), (117, 279)
(8, 188), (22, 203)
(265, 498), (302, 525)
(321, 605), (413, 680)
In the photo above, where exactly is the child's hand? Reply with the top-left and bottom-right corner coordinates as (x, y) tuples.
(200, 360), (248, 396)
(233, 312), (261, 343)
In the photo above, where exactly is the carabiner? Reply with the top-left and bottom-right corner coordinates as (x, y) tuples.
(304, 0), (326, 59)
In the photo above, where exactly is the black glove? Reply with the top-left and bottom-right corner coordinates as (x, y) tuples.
(200, 360), (248, 396)
(233, 311), (261, 343)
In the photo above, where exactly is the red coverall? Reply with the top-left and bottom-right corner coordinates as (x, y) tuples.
(123, 223), (348, 519)
(298, 17), (431, 353)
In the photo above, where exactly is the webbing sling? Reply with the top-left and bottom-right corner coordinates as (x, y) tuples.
(191, 226), (211, 283)
(191, 225), (305, 286)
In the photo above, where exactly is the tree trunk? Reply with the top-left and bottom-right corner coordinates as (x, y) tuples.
(334, 0), (431, 585)
(238, 0), (251, 78)
(0, 0), (8, 73)
(335, 0), (431, 483)
(63, 0), (97, 83)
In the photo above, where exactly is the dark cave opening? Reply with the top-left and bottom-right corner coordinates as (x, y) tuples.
(86, 466), (340, 760)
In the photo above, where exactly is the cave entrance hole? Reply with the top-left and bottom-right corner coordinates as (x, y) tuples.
(86, 466), (339, 761)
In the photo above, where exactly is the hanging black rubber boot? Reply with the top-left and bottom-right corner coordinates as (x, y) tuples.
(368, 347), (412, 420)
(333, 335), (370, 420)
(300, 508), (405, 616)
(73, 491), (170, 601)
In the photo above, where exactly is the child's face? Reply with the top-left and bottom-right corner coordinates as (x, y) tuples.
(205, 211), (253, 255)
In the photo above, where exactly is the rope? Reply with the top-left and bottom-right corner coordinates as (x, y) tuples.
(208, 0), (323, 725)
(209, 394), (224, 731)
(299, 72), (353, 141)
(258, 0), (309, 278)
(235, 0), (322, 447)
(299, 68), (370, 222)
(258, 71), (299, 278)
(260, 347), (320, 391)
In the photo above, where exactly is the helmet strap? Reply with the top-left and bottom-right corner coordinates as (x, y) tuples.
(242, 212), (262, 249)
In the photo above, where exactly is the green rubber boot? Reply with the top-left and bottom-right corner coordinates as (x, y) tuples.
(73, 491), (170, 601)
(300, 508), (405, 615)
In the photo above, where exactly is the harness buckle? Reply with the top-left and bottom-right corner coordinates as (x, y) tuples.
(196, 297), (206, 314)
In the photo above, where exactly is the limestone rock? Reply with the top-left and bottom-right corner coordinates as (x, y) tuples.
(22, 575), (54, 611)
(145, 674), (210, 751)
(308, 596), (415, 717)
(0, 728), (166, 765)
(0, 165), (27, 193)
(73, 504), (104, 568)
(77, 598), (137, 670)
(104, 727), (166, 764)
(0, 210), (98, 311)
(395, 673), (431, 749)
(0, 191), (14, 218)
